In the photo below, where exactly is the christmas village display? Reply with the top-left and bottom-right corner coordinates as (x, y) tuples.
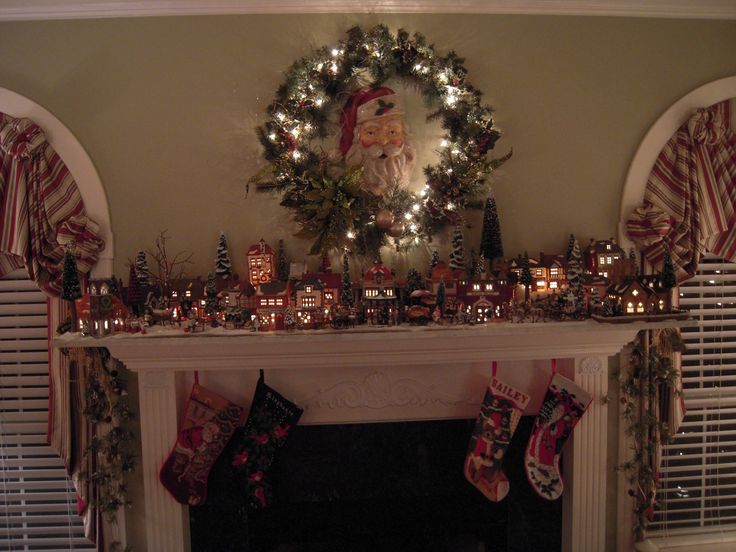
(54, 24), (684, 337)
(62, 207), (683, 337)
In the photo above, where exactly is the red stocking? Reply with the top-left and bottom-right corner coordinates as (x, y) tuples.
(524, 372), (591, 500)
(464, 365), (530, 502)
(159, 381), (245, 506)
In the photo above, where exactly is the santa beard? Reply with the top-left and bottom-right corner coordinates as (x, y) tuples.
(344, 140), (417, 195)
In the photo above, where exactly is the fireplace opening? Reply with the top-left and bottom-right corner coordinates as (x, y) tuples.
(189, 418), (561, 552)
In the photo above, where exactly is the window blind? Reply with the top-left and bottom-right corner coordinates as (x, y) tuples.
(0, 270), (94, 550)
(651, 255), (736, 534)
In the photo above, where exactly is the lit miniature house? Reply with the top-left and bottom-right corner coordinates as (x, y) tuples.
(608, 279), (651, 315)
(640, 274), (673, 313)
(457, 273), (502, 322)
(247, 239), (275, 285)
(509, 254), (543, 293)
(362, 262), (399, 325)
(169, 278), (205, 319)
(539, 253), (567, 292)
(585, 238), (624, 279)
(85, 278), (127, 335)
(302, 271), (341, 308)
(295, 276), (325, 325)
(254, 280), (291, 330)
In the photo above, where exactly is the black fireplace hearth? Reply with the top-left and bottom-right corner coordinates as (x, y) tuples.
(190, 418), (560, 552)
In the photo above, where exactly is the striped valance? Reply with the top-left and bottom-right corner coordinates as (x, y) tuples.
(0, 113), (103, 296)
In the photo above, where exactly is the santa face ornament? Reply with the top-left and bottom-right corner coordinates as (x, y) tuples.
(340, 86), (417, 195)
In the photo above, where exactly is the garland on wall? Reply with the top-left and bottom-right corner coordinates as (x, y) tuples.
(617, 329), (684, 541)
(251, 24), (511, 257)
(72, 348), (137, 527)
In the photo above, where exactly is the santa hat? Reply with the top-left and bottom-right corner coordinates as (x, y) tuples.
(339, 86), (404, 156)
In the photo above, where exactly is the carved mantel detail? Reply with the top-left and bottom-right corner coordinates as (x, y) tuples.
(578, 356), (604, 375)
(303, 371), (477, 410)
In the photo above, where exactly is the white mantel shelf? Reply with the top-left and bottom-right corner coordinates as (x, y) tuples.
(54, 319), (691, 552)
(53, 319), (689, 369)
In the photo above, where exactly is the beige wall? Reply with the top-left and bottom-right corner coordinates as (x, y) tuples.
(1, 14), (735, 551)
(0, 14), (735, 278)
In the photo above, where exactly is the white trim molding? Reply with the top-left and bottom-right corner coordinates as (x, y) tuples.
(0, 0), (735, 21)
(55, 320), (692, 552)
(635, 530), (736, 552)
(0, 87), (114, 278)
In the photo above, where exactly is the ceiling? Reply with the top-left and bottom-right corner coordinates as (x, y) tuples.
(0, 0), (734, 21)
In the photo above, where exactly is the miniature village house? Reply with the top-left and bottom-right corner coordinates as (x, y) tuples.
(83, 278), (127, 335)
(456, 271), (515, 323)
(640, 274), (673, 313)
(585, 238), (624, 279)
(294, 276), (325, 326)
(252, 280), (291, 330)
(247, 239), (275, 285)
(608, 279), (651, 315)
(362, 262), (399, 325)
(539, 253), (567, 292)
(169, 277), (206, 318)
(302, 270), (341, 307)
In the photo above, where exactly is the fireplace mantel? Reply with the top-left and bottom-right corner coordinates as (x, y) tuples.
(54, 319), (691, 552)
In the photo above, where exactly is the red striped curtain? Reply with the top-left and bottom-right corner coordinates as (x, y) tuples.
(627, 100), (736, 283)
(0, 113), (103, 296)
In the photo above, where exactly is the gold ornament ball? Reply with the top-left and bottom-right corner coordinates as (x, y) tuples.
(388, 222), (405, 238)
(375, 209), (394, 229)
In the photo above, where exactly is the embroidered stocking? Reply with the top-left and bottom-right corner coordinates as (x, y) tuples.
(230, 371), (303, 509)
(159, 382), (245, 506)
(524, 372), (592, 500)
(464, 374), (530, 501)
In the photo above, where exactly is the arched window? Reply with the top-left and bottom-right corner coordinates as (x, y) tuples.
(618, 77), (736, 550)
(0, 88), (114, 551)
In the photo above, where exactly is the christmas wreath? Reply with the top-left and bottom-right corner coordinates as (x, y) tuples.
(251, 24), (510, 257)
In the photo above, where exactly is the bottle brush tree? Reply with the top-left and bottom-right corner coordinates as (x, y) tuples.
(215, 232), (233, 281)
(61, 247), (82, 330)
(480, 193), (504, 266)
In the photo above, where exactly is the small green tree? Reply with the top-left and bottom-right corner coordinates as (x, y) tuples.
(126, 264), (144, 316)
(340, 251), (353, 307)
(428, 250), (440, 276)
(283, 306), (296, 329)
(565, 234), (576, 261)
(437, 279), (446, 314)
(475, 253), (486, 278)
(467, 249), (478, 278)
(403, 268), (424, 306)
(61, 247), (82, 329)
(278, 239), (290, 282)
(215, 232), (233, 281)
(520, 252), (533, 302)
(565, 235), (584, 313)
(660, 246), (677, 290)
(480, 193), (504, 266)
(448, 226), (465, 271)
(135, 250), (151, 286)
(108, 276), (120, 298)
(205, 272), (218, 317)
(566, 237), (583, 296)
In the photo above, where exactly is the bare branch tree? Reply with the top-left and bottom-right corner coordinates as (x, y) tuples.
(146, 230), (193, 294)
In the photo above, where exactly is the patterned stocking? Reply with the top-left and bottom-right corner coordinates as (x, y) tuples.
(159, 382), (245, 506)
(230, 371), (303, 509)
(524, 372), (592, 500)
(464, 374), (530, 502)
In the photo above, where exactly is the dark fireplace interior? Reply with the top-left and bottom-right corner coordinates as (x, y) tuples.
(190, 417), (561, 552)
